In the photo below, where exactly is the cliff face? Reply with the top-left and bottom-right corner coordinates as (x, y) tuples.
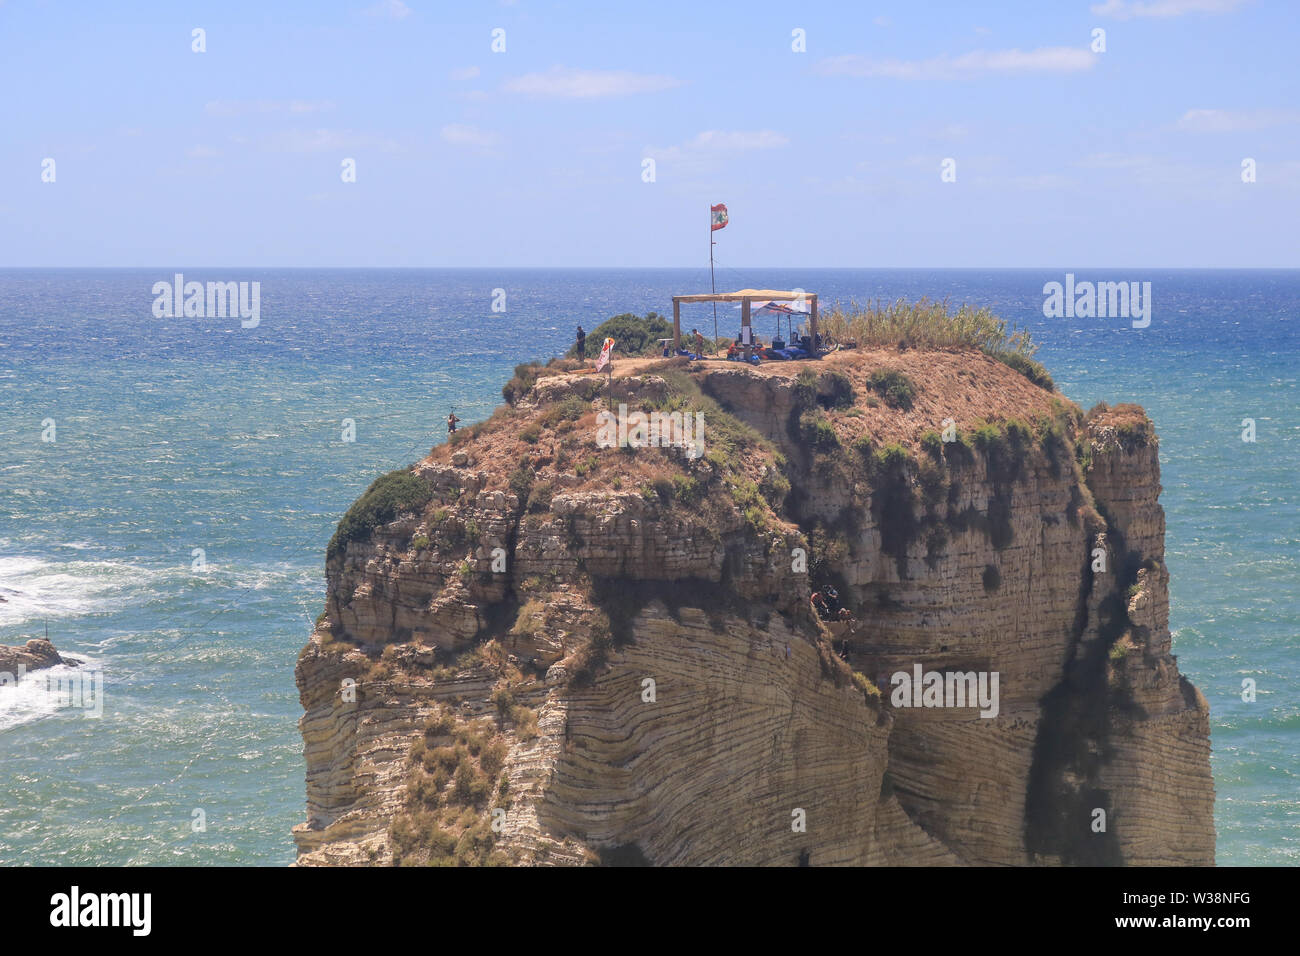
(292, 350), (1214, 866)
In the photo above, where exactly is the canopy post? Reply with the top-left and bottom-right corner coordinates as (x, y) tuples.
(673, 298), (681, 353)
(741, 297), (752, 362)
(810, 294), (819, 359)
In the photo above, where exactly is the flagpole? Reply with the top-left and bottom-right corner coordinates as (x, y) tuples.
(709, 206), (718, 353)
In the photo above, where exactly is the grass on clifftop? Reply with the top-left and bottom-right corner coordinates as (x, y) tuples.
(820, 298), (1054, 390)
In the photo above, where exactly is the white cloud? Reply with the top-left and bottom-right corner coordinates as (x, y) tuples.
(502, 66), (682, 98)
(1091, 0), (1245, 19)
(266, 128), (399, 153)
(646, 129), (789, 178)
(186, 145), (220, 159)
(441, 124), (501, 148)
(1176, 108), (1300, 132)
(686, 130), (789, 150)
(1076, 152), (1156, 168)
(205, 100), (335, 117)
(815, 47), (1096, 80)
(364, 0), (411, 19)
(1004, 173), (1076, 191)
(450, 66), (481, 81)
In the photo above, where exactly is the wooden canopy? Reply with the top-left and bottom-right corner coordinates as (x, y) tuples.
(671, 289), (819, 359)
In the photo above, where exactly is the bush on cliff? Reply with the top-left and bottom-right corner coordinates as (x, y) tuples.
(328, 468), (433, 561)
(566, 312), (676, 358)
(865, 369), (917, 411)
(819, 370), (856, 409)
(798, 409), (840, 451)
(995, 351), (1055, 391)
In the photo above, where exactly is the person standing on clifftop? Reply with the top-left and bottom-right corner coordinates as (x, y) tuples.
(447, 412), (459, 436)
(576, 325), (586, 361)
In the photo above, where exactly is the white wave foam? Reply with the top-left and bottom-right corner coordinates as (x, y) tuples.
(0, 555), (151, 629)
(0, 657), (105, 732)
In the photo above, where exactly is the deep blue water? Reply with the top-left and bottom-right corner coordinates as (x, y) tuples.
(0, 268), (1295, 865)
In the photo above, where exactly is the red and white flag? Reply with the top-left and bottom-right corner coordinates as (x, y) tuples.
(710, 203), (729, 231)
(594, 337), (615, 371)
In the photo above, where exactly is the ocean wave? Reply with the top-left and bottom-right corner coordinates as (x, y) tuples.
(0, 556), (153, 630)
(0, 656), (105, 732)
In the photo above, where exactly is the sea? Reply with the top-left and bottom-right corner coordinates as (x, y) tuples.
(0, 268), (1295, 866)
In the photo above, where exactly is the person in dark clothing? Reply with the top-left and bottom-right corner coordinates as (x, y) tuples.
(576, 325), (586, 361)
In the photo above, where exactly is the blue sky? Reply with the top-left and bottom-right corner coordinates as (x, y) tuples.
(1, 0), (1297, 267)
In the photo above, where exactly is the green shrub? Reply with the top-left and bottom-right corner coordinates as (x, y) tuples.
(651, 476), (675, 503)
(872, 442), (911, 474)
(994, 351), (1055, 391)
(819, 370), (855, 409)
(799, 409), (840, 451)
(866, 369), (917, 411)
(519, 423), (542, 444)
(527, 481), (554, 514)
(508, 463), (533, 506)
(972, 421), (1003, 452)
(759, 468), (791, 508)
(673, 473), (704, 504)
(568, 312), (675, 358)
(503, 363), (541, 404)
(329, 469), (433, 561)
(542, 394), (589, 425)
(793, 368), (818, 409)
(917, 456), (946, 511)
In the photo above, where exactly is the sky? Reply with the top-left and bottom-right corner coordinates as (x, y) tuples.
(1, 0), (1297, 268)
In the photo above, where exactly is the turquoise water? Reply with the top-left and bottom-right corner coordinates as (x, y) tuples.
(0, 268), (1295, 865)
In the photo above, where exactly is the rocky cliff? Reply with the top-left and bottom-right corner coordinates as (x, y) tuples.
(292, 349), (1214, 866)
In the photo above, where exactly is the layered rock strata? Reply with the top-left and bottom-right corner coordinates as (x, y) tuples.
(293, 352), (1214, 866)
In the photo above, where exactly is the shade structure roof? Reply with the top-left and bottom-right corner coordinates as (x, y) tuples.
(672, 289), (816, 304)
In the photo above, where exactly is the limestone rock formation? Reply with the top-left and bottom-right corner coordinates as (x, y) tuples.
(0, 638), (66, 675)
(293, 352), (1214, 866)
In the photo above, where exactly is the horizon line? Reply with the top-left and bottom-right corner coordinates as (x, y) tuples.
(3, 265), (1298, 272)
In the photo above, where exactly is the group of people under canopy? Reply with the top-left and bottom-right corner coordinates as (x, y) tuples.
(668, 299), (830, 363)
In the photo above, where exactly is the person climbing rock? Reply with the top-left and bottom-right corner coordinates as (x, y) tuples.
(811, 590), (829, 620)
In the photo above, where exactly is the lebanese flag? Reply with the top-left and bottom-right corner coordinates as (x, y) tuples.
(594, 337), (615, 371)
(710, 203), (729, 231)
